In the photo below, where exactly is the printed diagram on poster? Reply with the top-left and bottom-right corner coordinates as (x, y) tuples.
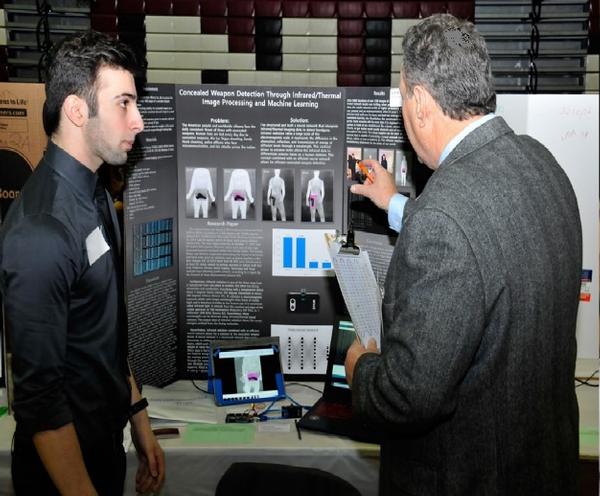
(262, 168), (293, 222)
(271, 324), (332, 375)
(272, 228), (336, 277)
(185, 167), (216, 219)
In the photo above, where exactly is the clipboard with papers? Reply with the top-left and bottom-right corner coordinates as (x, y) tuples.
(325, 231), (383, 349)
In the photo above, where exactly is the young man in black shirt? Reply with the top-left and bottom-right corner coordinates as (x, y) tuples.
(0, 32), (165, 495)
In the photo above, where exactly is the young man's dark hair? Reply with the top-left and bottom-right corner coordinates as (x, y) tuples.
(43, 31), (140, 136)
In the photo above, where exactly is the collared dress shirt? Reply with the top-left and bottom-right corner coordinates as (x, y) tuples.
(0, 141), (130, 443)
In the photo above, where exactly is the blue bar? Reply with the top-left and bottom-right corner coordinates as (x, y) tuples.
(309, 261), (318, 269)
(283, 237), (293, 268)
(322, 262), (332, 269)
(296, 238), (306, 268)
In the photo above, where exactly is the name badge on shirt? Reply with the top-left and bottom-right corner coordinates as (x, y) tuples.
(86, 226), (110, 266)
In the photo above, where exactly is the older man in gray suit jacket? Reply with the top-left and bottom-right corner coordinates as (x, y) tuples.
(345, 14), (582, 496)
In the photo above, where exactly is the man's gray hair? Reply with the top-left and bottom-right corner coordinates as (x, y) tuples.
(402, 14), (496, 120)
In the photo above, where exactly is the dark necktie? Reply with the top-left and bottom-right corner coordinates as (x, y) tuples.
(94, 180), (117, 250)
(94, 179), (129, 359)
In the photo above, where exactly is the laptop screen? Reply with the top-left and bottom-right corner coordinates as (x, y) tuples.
(329, 320), (356, 390)
(299, 319), (382, 444)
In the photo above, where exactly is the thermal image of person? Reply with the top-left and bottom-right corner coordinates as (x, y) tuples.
(380, 153), (388, 169)
(186, 168), (215, 218)
(224, 169), (254, 220)
(347, 153), (357, 179)
(240, 357), (261, 394)
(266, 169), (286, 221)
(306, 170), (325, 223)
(399, 155), (408, 186)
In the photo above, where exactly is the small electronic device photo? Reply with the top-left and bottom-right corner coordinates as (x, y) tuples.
(286, 290), (320, 313)
(208, 337), (286, 406)
(225, 413), (254, 423)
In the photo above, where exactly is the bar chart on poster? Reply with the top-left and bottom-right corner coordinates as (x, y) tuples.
(272, 229), (336, 277)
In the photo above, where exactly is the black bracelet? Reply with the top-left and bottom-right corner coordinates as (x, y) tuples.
(129, 397), (148, 418)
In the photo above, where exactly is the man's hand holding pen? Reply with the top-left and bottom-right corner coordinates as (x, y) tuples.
(350, 160), (398, 212)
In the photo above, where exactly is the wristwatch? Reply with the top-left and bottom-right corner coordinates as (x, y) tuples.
(129, 397), (148, 418)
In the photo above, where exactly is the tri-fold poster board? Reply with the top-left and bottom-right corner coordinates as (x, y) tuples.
(0, 82), (598, 388)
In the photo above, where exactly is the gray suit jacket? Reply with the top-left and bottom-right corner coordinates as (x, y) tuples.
(353, 117), (581, 496)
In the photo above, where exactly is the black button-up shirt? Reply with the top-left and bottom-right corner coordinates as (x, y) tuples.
(0, 141), (130, 442)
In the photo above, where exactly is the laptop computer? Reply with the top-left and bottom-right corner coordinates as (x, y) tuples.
(297, 320), (381, 444)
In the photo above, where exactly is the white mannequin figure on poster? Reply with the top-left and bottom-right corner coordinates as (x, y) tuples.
(267, 169), (286, 221)
(306, 170), (325, 223)
(224, 169), (254, 220)
(186, 168), (215, 218)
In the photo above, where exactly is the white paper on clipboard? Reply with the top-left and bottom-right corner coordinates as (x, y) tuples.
(326, 236), (382, 349)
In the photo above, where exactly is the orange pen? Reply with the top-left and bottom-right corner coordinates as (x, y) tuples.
(357, 161), (375, 183)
